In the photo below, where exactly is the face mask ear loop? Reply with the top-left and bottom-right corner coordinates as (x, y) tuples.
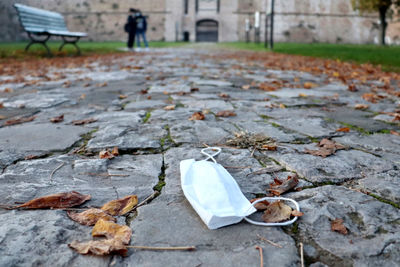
(244, 197), (300, 226)
(201, 147), (221, 164)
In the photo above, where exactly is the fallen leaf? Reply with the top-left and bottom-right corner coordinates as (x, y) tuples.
(67, 208), (116, 226)
(147, 95), (152, 100)
(63, 81), (71, 88)
(189, 111), (205, 121)
(101, 195), (138, 216)
(262, 201), (292, 223)
(99, 150), (115, 159)
(0, 103), (4, 109)
(298, 93), (307, 97)
(259, 83), (279, 91)
(305, 139), (345, 158)
(336, 127), (350, 132)
(279, 103), (286, 109)
(24, 155), (40, 160)
(92, 219), (132, 245)
(50, 114), (64, 123)
(0, 115), (5, 120)
(79, 94), (86, 100)
(164, 105), (176, 110)
(331, 218), (348, 235)
(97, 82), (108, 87)
(3, 88), (13, 93)
(140, 89), (149, 94)
(111, 147), (119, 156)
(291, 210), (304, 217)
(71, 118), (97, 125)
(69, 239), (127, 256)
(4, 116), (36, 126)
(354, 104), (369, 110)
(348, 84), (358, 92)
(242, 85), (250, 90)
(216, 110), (237, 117)
(250, 198), (270, 211)
(362, 93), (379, 103)
(267, 175), (299, 196)
(304, 82), (318, 89)
(219, 93), (230, 98)
(190, 87), (199, 92)
(262, 144), (277, 151)
(390, 130), (400, 136)
(16, 191), (91, 209)
(119, 94), (127, 99)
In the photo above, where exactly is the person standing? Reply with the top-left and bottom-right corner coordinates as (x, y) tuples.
(125, 8), (137, 51)
(135, 10), (149, 51)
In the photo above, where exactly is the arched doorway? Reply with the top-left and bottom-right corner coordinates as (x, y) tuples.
(196, 20), (218, 42)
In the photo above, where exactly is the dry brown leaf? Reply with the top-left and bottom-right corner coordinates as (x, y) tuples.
(262, 144), (277, 151)
(119, 94), (127, 99)
(262, 201), (292, 223)
(3, 88), (13, 93)
(267, 175), (299, 196)
(304, 82), (318, 89)
(190, 87), (199, 92)
(111, 147), (119, 156)
(331, 218), (348, 235)
(50, 114), (64, 123)
(219, 93), (230, 98)
(189, 111), (205, 121)
(299, 93), (307, 97)
(354, 104), (369, 110)
(97, 82), (108, 87)
(291, 210), (304, 217)
(4, 116), (36, 126)
(390, 130), (400, 136)
(147, 95), (152, 100)
(79, 94), (86, 100)
(362, 93), (379, 103)
(279, 103), (286, 109)
(69, 239), (127, 256)
(140, 89), (149, 94)
(0, 103), (4, 109)
(67, 208), (116, 226)
(164, 105), (176, 111)
(336, 127), (350, 132)
(348, 84), (358, 92)
(71, 118), (97, 125)
(250, 198), (270, 211)
(259, 83), (279, 91)
(216, 110), (237, 117)
(0, 115), (6, 120)
(305, 139), (345, 158)
(242, 85), (250, 90)
(101, 195), (138, 216)
(99, 150), (115, 159)
(92, 219), (132, 245)
(16, 191), (91, 209)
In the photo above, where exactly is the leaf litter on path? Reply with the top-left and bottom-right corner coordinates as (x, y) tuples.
(16, 191), (91, 209)
(226, 131), (277, 152)
(67, 208), (116, 226)
(101, 195), (138, 216)
(305, 138), (345, 158)
(267, 174), (299, 196)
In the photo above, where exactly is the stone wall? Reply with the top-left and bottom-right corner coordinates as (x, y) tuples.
(0, 0), (398, 44)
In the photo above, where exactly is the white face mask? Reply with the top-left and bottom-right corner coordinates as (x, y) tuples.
(180, 147), (300, 229)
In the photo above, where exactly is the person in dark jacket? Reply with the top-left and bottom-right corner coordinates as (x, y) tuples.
(126, 8), (137, 51)
(135, 10), (149, 50)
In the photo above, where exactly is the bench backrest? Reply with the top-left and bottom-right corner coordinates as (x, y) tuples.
(14, 3), (68, 33)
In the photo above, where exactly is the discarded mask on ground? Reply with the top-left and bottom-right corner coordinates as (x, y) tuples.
(180, 147), (300, 229)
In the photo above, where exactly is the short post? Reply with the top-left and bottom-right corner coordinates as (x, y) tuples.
(254, 11), (260, 43)
(264, 12), (269, 48)
(245, 19), (250, 43)
(269, 0), (275, 50)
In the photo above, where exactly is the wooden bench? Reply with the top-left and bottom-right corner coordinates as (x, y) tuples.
(14, 3), (88, 56)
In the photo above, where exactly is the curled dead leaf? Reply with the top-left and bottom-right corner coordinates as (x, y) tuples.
(99, 150), (115, 159)
(304, 139), (345, 158)
(218, 93), (230, 98)
(304, 82), (318, 89)
(354, 104), (369, 110)
(92, 219), (132, 245)
(50, 114), (64, 123)
(336, 127), (350, 132)
(348, 84), (358, 92)
(119, 94), (128, 99)
(262, 201), (292, 223)
(16, 191), (91, 209)
(164, 105), (176, 111)
(4, 116), (36, 126)
(250, 198), (270, 211)
(242, 85), (250, 90)
(69, 239), (128, 256)
(267, 175), (299, 196)
(390, 130), (400, 136)
(3, 88), (13, 93)
(189, 111), (205, 121)
(0, 103), (4, 109)
(71, 118), (97, 125)
(190, 87), (199, 92)
(67, 208), (116, 226)
(216, 110), (237, 117)
(331, 218), (348, 235)
(111, 147), (119, 156)
(101, 195), (138, 216)
(259, 83), (279, 91)
(291, 210), (304, 217)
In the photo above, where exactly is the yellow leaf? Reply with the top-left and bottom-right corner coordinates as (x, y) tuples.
(67, 208), (116, 226)
(101, 195), (138, 216)
(92, 219), (132, 245)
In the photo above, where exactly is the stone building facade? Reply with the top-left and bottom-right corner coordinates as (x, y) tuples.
(1, 0), (399, 44)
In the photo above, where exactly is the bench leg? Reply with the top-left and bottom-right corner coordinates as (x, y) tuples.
(59, 37), (81, 55)
(26, 33), (52, 57)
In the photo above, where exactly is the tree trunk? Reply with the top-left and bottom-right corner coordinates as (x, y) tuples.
(379, 6), (389, 45)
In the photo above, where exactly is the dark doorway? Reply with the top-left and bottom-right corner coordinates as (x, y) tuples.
(196, 20), (218, 42)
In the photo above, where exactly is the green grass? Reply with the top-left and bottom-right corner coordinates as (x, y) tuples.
(0, 41), (187, 58)
(219, 42), (400, 72)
